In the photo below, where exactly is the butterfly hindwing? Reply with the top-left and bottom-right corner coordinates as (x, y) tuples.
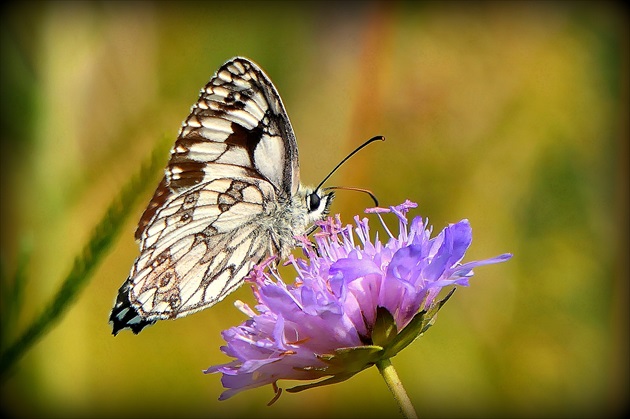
(129, 178), (272, 318)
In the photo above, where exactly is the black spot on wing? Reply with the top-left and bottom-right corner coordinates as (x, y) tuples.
(225, 89), (253, 108)
(226, 122), (264, 163)
(218, 92), (248, 110)
(170, 133), (206, 166)
(192, 223), (221, 264)
(110, 280), (156, 335)
(168, 161), (207, 190)
(218, 180), (248, 212)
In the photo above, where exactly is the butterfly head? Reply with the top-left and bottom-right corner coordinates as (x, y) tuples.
(305, 188), (335, 225)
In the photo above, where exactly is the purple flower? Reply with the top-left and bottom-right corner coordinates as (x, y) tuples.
(205, 200), (512, 401)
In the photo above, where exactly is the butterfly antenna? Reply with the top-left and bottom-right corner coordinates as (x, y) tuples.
(314, 135), (385, 192)
(322, 186), (380, 207)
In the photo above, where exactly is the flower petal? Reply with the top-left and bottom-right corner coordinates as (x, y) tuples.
(206, 201), (512, 401)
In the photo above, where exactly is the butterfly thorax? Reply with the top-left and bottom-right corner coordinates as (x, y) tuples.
(263, 186), (332, 259)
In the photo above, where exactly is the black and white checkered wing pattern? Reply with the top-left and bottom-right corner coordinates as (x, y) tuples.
(110, 57), (302, 334)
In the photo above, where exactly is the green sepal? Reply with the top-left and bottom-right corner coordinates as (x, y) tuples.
(286, 372), (359, 393)
(290, 345), (384, 389)
(382, 289), (455, 359)
(318, 345), (384, 375)
(371, 306), (398, 348)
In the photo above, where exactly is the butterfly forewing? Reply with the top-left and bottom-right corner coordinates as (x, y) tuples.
(110, 57), (333, 335)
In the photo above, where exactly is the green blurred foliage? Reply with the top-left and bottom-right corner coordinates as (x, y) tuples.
(0, 1), (627, 418)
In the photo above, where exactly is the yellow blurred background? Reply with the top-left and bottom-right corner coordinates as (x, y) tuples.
(1, 1), (627, 418)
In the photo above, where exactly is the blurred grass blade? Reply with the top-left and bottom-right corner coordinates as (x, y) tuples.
(0, 142), (167, 379)
(0, 239), (32, 348)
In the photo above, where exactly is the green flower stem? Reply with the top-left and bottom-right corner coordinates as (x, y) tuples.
(376, 358), (418, 419)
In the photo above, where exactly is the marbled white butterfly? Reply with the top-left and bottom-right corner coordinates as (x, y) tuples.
(110, 57), (335, 335)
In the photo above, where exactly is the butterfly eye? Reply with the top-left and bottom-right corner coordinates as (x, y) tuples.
(307, 192), (321, 212)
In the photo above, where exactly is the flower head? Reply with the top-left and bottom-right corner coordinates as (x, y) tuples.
(205, 200), (512, 401)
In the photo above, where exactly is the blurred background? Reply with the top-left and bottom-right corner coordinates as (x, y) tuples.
(1, 1), (627, 418)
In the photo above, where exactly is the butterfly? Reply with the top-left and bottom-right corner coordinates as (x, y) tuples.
(110, 57), (335, 335)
